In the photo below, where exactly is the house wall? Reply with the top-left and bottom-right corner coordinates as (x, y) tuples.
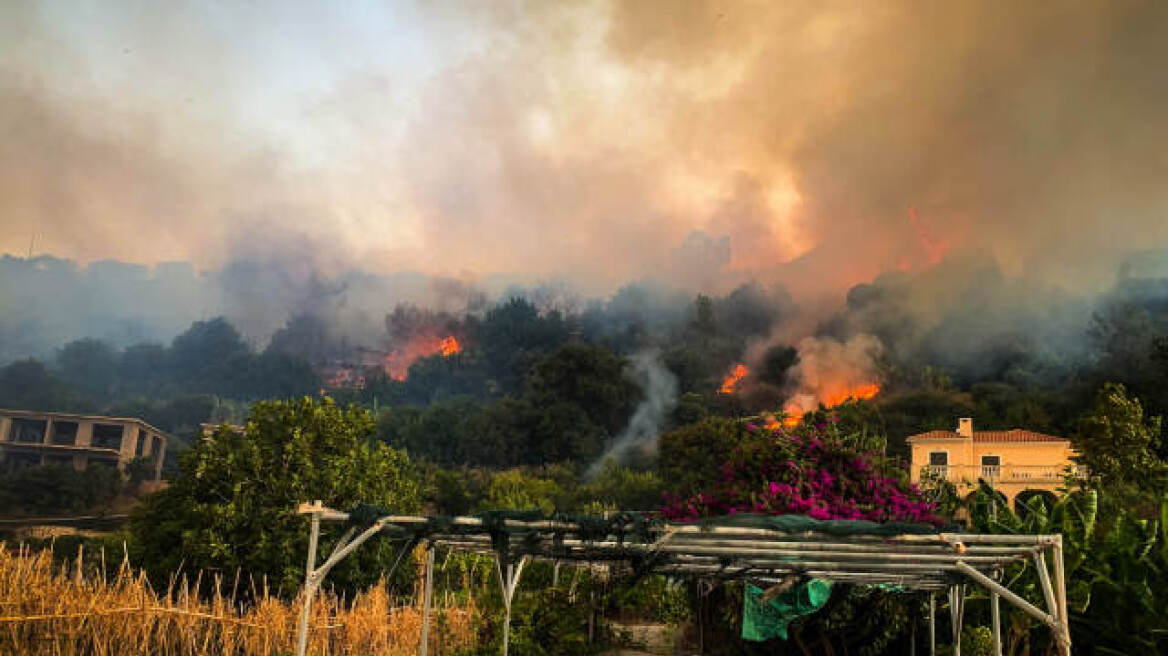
(910, 437), (1076, 505)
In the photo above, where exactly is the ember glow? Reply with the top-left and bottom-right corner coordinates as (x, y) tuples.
(323, 367), (366, 390)
(719, 364), (749, 395)
(384, 335), (462, 381)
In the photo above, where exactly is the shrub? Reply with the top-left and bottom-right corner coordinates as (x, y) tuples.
(130, 397), (420, 596)
(661, 422), (939, 524)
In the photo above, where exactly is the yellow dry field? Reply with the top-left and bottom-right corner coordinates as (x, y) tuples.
(0, 544), (479, 655)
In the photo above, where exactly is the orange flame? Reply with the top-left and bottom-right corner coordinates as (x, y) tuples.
(384, 334), (463, 381)
(719, 363), (749, 394)
(778, 382), (881, 428)
(440, 335), (461, 356)
(323, 367), (366, 389)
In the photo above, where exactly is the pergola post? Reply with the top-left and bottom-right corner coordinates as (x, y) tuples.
(295, 501), (322, 656)
(293, 505), (390, 656)
(910, 614), (916, 656)
(955, 560), (1068, 652)
(949, 585), (965, 656)
(1034, 551), (1071, 655)
(419, 544), (435, 656)
(495, 555), (528, 656)
(990, 591), (1001, 656)
(1052, 538), (1071, 656)
(928, 592), (936, 656)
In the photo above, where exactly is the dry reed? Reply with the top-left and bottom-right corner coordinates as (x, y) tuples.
(0, 543), (479, 655)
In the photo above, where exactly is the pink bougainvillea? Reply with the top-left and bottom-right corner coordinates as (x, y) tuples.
(661, 423), (941, 525)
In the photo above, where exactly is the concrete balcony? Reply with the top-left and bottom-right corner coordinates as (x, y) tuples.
(923, 464), (1078, 485)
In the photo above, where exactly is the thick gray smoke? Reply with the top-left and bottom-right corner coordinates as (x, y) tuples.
(3, 1), (1168, 383)
(4, 1), (1167, 297)
(588, 349), (678, 477)
(0, 254), (486, 363)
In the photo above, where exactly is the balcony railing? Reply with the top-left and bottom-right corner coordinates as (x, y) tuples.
(922, 464), (1079, 485)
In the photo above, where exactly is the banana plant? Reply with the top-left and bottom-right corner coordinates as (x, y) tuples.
(967, 482), (1168, 654)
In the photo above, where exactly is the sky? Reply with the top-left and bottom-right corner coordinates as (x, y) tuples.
(2, 0), (1167, 299)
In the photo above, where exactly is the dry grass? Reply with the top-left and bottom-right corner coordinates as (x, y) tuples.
(0, 543), (479, 655)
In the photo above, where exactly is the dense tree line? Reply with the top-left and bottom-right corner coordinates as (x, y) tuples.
(0, 317), (318, 435)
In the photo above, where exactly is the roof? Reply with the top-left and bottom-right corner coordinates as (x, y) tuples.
(0, 408), (170, 439)
(906, 428), (1068, 444)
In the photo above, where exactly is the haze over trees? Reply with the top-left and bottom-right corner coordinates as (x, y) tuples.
(3, 261), (1168, 652)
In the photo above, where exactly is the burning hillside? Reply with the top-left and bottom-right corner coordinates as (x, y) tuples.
(383, 333), (462, 381)
(380, 305), (464, 381)
(719, 363), (749, 394)
(721, 334), (883, 428)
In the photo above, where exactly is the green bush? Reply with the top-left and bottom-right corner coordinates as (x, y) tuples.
(0, 464), (122, 515)
(129, 397), (420, 597)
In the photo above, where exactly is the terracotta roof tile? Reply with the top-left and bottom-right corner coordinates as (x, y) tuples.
(972, 429), (1066, 443)
(906, 428), (1068, 443)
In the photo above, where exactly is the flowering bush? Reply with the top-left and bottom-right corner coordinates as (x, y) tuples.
(661, 421), (940, 524)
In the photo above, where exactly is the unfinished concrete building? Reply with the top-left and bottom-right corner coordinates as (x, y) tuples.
(0, 409), (167, 481)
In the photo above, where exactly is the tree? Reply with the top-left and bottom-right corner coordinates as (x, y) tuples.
(1073, 382), (1167, 502)
(479, 469), (564, 514)
(688, 294), (717, 343)
(0, 358), (89, 412)
(877, 390), (973, 458)
(475, 297), (570, 394)
(526, 343), (638, 435)
(130, 397), (420, 596)
(0, 464), (122, 515)
(168, 317), (249, 380)
(658, 417), (749, 497)
(581, 460), (665, 511)
(266, 312), (333, 364)
(55, 338), (120, 399)
(715, 283), (788, 341)
(118, 342), (168, 396)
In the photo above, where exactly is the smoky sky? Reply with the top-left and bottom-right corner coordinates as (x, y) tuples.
(2, 0), (1167, 298)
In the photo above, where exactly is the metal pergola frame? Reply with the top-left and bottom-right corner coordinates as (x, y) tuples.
(293, 501), (1071, 656)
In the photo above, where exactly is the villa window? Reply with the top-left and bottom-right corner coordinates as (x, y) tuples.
(928, 451), (948, 477)
(981, 455), (1001, 479)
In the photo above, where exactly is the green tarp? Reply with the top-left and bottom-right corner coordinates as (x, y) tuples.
(742, 580), (833, 642)
(345, 504), (948, 541)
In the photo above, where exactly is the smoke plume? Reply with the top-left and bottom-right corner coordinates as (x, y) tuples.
(782, 335), (883, 416)
(589, 349), (678, 476)
(3, 1), (1166, 298)
(3, 1), (1168, 387)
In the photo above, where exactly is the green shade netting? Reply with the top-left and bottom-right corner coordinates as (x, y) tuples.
(742, 580), (833, 642)
(344, 505), (946, 541)
(700, 513), (949, 536)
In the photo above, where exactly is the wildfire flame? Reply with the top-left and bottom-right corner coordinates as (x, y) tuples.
(384, 334), (463, 381)
(323, 367), (366, 389)
(719, 363), (749, 394)
(439, 335), (461, 356)
(778, 382), (881, 428)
